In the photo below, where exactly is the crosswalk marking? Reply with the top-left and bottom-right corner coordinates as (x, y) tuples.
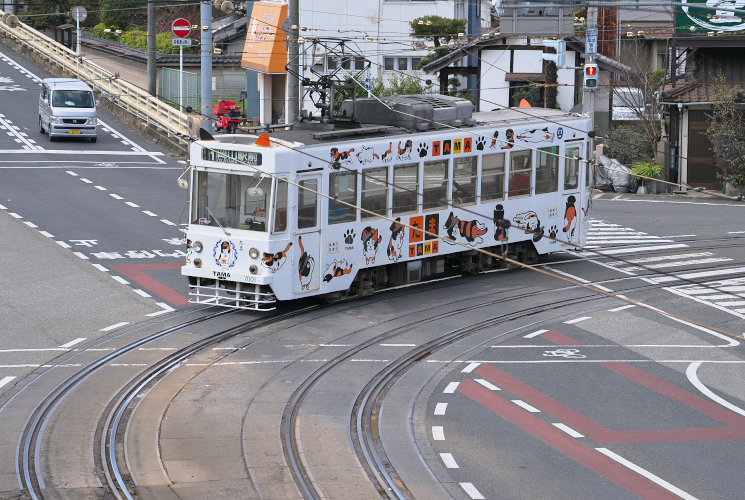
(664, 276), (745, 318)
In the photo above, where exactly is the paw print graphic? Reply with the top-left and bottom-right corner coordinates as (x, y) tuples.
(548, 225), (558, 239)
(475, 136), (486, 150)
(344, 229), (356, 245)
(417, 142), (429, 158)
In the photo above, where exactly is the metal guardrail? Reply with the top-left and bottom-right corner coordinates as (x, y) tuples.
(0, 12), (190, 142)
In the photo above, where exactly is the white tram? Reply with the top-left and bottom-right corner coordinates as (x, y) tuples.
(181, 95), (592, 310)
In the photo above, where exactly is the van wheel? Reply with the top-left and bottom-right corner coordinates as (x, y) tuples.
(39, 117), (45, 134)
(49, 134), (56, 142)
(90, 137), (97, 143)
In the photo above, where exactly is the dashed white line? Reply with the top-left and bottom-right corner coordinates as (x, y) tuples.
(524, 329), (549, 338)
(434, 402), (448, 415)
(564, 316), (591, 324)
(55, 241), (71, 249)
(432, 426), (445, 441)
(443, 382), (460, 394)
(9, 212), (21, 219)
(595, 448), (697, 500)
(609, 304), (636, 312)
(0, 376), (16, 390)
(94, 185), (107, 191)
(380, 343), (416, 347)
(125, 201), (140, 208)
(59, 337), (86, 349)
(112, 276), (129, 285)
(109, 194), (124, 200)
(461, 362), (480, 373)
(512, 400), (541, 412)
(92, 264), (109, 272)
(145, 302), (175, 317)
(73, 252), (89, 260)
(23, 221), (37, 228)
(440, 453), (459, 469)
(100, 322), (129, 332)
(133, 289), (151, 298)
(39, 231), (54, 238)
(80, 178), (93, 184)
(552, 422), (585, 438)
(459, 482), (485, 500)
(475, 379), (501, 391)
(142, 211), (157, 217)
(591, 243), (689, 255)
(66, 170), (78, 176)
(160, 219), (176, 226)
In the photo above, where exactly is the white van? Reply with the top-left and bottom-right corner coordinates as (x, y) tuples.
(39, 78), (98, 142)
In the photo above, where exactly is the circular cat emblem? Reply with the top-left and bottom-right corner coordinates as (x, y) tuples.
(681, 0), (745, 33)
(213, 239), (238, 269)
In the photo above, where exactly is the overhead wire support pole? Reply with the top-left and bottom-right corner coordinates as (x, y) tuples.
(287, 0), (300, 125)
(147, 0), (156, 96)
(201, 1), (213, 128)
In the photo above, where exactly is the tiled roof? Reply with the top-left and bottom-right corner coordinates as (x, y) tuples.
(661, 48), (745, 103)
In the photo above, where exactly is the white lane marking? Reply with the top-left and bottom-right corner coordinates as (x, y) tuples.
(612, 197), (745, 208)
(160, 219), (176, 226)
(0, 376), (16, 390)
(9, 212), (22, 219)
(109, 193), (124, 200)
(80, 178), (92, 184)
(23, 221), (37, 228)
(660, 234), (696, 238)
(94, 185), (107, 191)
(665, 288), (745, 320)
(589, 244), (689, 256)
(443, 382), (460, 394)
(146, 302), (175, 317)
(552, 422), (585, 438)
(459, 482), (485, 500)
(587, 239), (672, 245)
(475, 379), (501, 391)
(728, 230), (745, 234)
(512, 400), (540, 412)
(92, 264), (109, 272)
(595, 448), (698, 500)
(112, 276), (129, 285)
(434, 402), (448, 415)
(133, 289), (151, 298)
(0, 203), (6, 209)
(59, 337), (86, 349)
(66, 170), (78, 176)
(609, 304), (636, 312)
(440, 453), (459, 469)
(543, 265), (590, 283)
(621, 258), (733, 273)
(686, 362), (745, 417)
(380, 343), (416, 347)
(55, 241), (71, 248)
(461, 362), (480, 373)
(0, 115), (39, 149)
(615, 252), (716, 264)
(594, 284), (613, 292)
(646, 266), (745, 284)
(73, 252), (89, 260)
(564, 316), (591, 324)
(142, 210), (157, 217)
(524, 329), (549, 338)
(432, 426), (445, 441)
(125, 201), (140, 208)
(100, 322), (129, 332)
(39, 231), (54, 238)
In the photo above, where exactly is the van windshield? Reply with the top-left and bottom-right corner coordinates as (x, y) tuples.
(52, 90), (94, 108)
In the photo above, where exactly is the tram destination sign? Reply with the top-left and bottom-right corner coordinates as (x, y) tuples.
(202, 148), (262, 166)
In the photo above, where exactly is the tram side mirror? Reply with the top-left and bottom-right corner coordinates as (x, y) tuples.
(247, 187), (264, 197)
(178, 178), (189, 189)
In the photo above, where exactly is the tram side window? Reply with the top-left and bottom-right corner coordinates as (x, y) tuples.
(536, 146), (559, 194)
(361, 167), (388, 218)
(393, 163), (419, 214)
(423, 159), (448, 210)
(453, 156), (477, 205)
(329, 171), (357, 224)
(273, 178), (288, 233)
(298, 179), (318, 229)
(481, 153), (505, 201)
(564, 147), (580, 190)
(508, 150), (533, 197)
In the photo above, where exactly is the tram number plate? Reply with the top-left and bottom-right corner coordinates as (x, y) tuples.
(213, 271), (231, 280)
(69, 130), (81, 135)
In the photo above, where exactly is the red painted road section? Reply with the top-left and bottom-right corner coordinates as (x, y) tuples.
(459, 379), (680, 499)
(111, 263), (189, 306)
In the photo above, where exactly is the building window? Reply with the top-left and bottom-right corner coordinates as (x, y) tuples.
(536, 146), (559, 194)
(411, 57), (422, 70)
(384, 57), (395, 71)
(398, 57), (409, 71)
(383, 56), (425, 72)
(453, 156), (477, 205)
(509, 82), (542, 107)
(361, 167), (388, 218)
(326, 56), (338, 70)
(508, 150), (532, 197)
(329, 171), (357, 224)
(481, 153), (505, 201)
(393, 163), (419, 214)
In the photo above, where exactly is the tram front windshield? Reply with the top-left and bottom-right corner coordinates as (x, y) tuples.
(192, 170), (272, 232)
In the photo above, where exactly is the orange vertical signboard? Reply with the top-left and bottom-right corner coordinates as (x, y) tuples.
(241, 2), (288, 73)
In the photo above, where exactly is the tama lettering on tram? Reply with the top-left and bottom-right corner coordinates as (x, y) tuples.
(202, 148), (262, 165)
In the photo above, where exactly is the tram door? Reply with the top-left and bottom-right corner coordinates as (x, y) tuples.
(293, 175), (321, 294)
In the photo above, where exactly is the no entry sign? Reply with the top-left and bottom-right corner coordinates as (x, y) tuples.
(172, 18), (191, 38)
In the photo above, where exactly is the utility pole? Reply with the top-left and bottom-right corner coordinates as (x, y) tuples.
(201, 1), (213, 127)
(287, 0), (299, 125)
(467, 0), (479, 104)
(147, 0), (156, 96)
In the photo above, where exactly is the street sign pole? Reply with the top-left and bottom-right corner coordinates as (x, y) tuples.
(171, 19), (192, 111)
(180, 45), (184, 110)
(71, 6), (87, 56)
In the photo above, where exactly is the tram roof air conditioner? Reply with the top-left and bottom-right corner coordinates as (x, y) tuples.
(340, 94), (475, 131)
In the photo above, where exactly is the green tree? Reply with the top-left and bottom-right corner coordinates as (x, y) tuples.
(410, 15), (467, 70)
(706, 74), (745, 195)
(101, 0), (145, 29)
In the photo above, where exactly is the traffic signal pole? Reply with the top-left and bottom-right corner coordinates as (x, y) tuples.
(585, 6), (597, 126)
(201, 1), (213, 127)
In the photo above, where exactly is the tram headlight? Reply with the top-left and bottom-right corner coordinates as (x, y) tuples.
(193, 258), (202, 268)
(249, 247), (259, 259)
(249, 265), (259, 274)
(192, 240), (203, 253)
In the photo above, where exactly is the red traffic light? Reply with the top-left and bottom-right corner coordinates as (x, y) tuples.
(585, 65), (598, 76)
